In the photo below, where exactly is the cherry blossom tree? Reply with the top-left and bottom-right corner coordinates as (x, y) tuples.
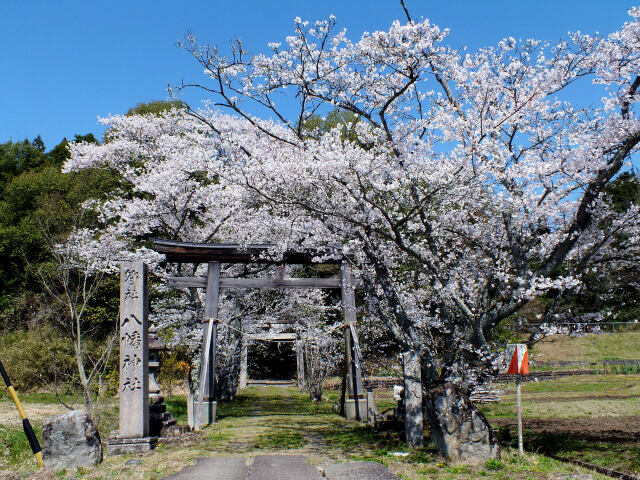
(173, 8), (640, 392)
(170, 7), (640, 457)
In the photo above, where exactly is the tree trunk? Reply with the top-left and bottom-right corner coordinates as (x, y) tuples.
(217, 362), (240, 401)
(74, 316), (94, 419)
(308, 382), (323, 402)
(216, 328), (242, 401)
(423, 383), (500, 464)
(303, 342), (326, 402)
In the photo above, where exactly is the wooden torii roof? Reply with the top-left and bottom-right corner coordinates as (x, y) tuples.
(153, 239), (342, 265)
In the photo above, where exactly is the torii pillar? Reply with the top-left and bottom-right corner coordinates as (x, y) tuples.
(195, 261), (220, 429)
(341, 262), (366, 420)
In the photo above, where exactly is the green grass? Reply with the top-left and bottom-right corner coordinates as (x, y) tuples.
(15, 392), (81, 404)
(480, 374), (640, 477)
(216, 386), (334, 418)
(255, 428), (305, 449)
(479, 375), (640, 418)
(496, 428), (640, 475)
(479, 374), (640, 419)
(325, 424), (383, 450)
(205, 429), (233, 447)
(0, 423), (42, 470)
(164, 396), (188, 424)
(484, 458), (504, 471)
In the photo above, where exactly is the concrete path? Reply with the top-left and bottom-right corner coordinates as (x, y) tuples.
(163, 457), (248, 480)
(249, 455), (322, 479)
(162, 455), (399, 480)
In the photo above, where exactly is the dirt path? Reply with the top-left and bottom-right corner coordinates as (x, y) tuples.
(0, 402), (68, 429)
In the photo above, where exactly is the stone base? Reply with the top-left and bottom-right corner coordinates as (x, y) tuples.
(106, 436), (158, 455)
(186, 395), (217, 429)
(345, 398), (368, 421)
(150, 403), (179, 437)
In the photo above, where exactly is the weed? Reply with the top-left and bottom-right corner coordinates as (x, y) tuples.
(445, 464), (471, 474)
(484, 458), (504, 470)
(406, 448), (437, 464)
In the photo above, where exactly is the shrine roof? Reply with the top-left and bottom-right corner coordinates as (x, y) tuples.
(152, 239), (342, 265)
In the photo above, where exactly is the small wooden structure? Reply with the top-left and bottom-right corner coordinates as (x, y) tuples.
(152, 239), (366, 429)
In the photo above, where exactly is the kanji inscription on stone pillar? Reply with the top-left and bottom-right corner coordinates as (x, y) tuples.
(119, 262), (149, 438)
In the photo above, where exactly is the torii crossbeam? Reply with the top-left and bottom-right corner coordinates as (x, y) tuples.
(153, 239), (366, 429)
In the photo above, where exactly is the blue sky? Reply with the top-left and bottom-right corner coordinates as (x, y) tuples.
(0, 1), (636, 150)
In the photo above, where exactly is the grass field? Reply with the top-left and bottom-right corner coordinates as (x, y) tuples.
(480, 374), (640, 476)
(531, 330), (640, 365)
(0, 385), (613, 480)
(481, 374), (640, 418)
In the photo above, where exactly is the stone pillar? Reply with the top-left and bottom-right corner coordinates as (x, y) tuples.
(296, 339), (305, 391)
(119, 262), (149, 438)
(239, 342), (248, 389)
(403, 350), (423, 448)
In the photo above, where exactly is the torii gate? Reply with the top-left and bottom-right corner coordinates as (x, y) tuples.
(153, 239), (366, 429)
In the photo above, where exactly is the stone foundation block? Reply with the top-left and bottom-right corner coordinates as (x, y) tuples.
(345, 398), (368, 421)
(106, 436), (158, 455)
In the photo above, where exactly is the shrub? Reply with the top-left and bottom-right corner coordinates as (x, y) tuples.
(0, 325), (75, 393)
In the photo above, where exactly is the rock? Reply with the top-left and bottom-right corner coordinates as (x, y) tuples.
(424, 383), (499, 464)
(41, 410), (103, 471)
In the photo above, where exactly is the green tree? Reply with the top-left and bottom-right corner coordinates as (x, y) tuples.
(126, 99), (185, 117)
(0, 139), (45, 188)
(0, 136), (119, 329)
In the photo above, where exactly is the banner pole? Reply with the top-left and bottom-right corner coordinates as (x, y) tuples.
(0, 359), (44, 467)
(516, 373), (523, 454)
